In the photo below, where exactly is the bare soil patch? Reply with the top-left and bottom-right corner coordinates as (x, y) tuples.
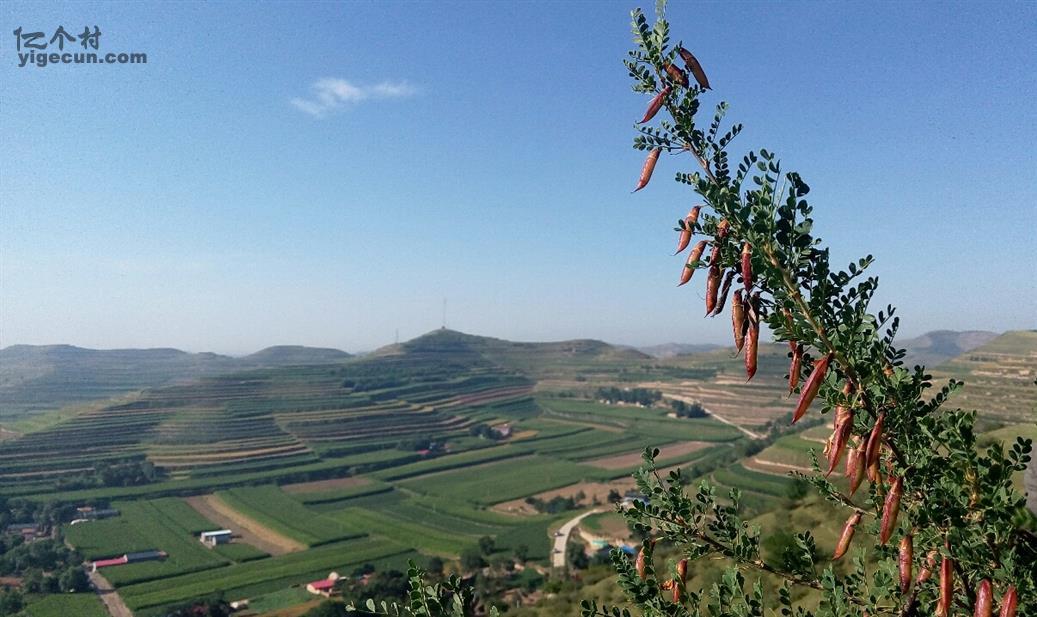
(281, 475), (369, 494)
(585, 441), (710, 470)
(184, 495), (305, 555)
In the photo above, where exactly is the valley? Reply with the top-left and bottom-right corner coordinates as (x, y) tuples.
(0, 328), (1033, 616)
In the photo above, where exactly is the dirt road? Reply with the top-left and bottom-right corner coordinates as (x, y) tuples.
(89, 569), (133, 617)
(185, 494), (304, 555)
(551, 508), (605, 568)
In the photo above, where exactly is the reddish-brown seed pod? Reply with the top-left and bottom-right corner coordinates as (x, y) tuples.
(844, 437), (860, 479)
(677, 47), (711, 89)
(880, 475), (903, 544)
(705, 263), (721, 316)
(674, 206), (701, 255)
(999, 586), (1018, 617)
(639, 85), (671, 124)
(916, 549), (938, 584)
(849, 438), (868, 496)
(744, 293), (760, 381)
(663, 62), (689, 87)
(660, 578), (674, 591)
(787, 342), (803, 396)
(715, 219), (730, 241)
(865, 413), (885, 481)
(899, 535), (913, 593)
(832, 511), (861, 560)
(672, 582), (682, 604)
(975, 579), (993, 617)
(679, 240), (707, 286)
(712, 269), (735, 316)
(633, 148), (661, 192)
(792, 353), (833, 424)
(676, 559), (687, 584)
(740, 243), (752, 291)
(936, 555), (953, 617)
(826, 408), (854, 477)
(635, 548), (647, 580)
(732, 290), (746, 352)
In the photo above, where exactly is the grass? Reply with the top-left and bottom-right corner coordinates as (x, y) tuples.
(119, 537), (410, 611)
(18, 593), (108, 617)
(395, 455), (602, 505)
(212, 541), (269, 562)
(65, 499), (230, 586)
(216, 485), (363, 546)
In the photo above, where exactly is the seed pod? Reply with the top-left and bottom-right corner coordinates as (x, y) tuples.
(916, 549), (938, 584)
(633, 147), (661, 192)
(833, 511), (861, 560)
(712, 269), (735, 315)
(826, 384), (855, 476)
(788, 342), (803, 396)
(792, 353), (833, 424)
(679, 240), (707, 286)
(740, 243), (752, 291)
(844, 437), (860, 479)
(936, 555), (953, 617)
(663, 62), (689, 87)
(676, 559), (687, 584)
(715, 219), (730, 241)
(674, 206), (701, 254)
(639, 86), (671, 124)
(635, 548), (647, 580)
(974, 579), (993, 617)
(865, 413), (885, 481)
(731, 290), (746, 352)
(999, 586), (1017, 617)
(705, 263), (721, 315)
(744, 293), (760, 381)
(849, 437), (868, 496)
(880, 475), (903, 545)
(883, 363), (895, 378)
(672, 581), (682, 604)
(677, 46), (711, 89)
(899, 534), (913, 593)
(660, 578), (674, 591)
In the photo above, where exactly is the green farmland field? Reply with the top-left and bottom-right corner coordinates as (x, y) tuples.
(216, 485), (363, 546)
(396, 455), (602, 505)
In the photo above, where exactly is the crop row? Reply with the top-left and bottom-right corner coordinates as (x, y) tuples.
(217, 485), (363, 546)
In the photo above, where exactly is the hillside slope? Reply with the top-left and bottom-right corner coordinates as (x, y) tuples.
(0, 344), (351, 422)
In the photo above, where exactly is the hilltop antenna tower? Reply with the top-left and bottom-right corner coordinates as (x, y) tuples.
(442, 298), (447, 330)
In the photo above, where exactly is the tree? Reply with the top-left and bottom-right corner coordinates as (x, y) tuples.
(566, 541), (590, 571)
(478, 536), (496, 556)
(581, 4), (1034, 617)
(459, 548), (485, 572)
(58, 565), (90, 593)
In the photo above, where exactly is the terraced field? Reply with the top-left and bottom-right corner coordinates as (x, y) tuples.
(8, 328), (1031, 617)
(931, 331), (1037, 425)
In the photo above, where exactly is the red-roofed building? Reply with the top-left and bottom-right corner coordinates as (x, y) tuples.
(91, 556), (128, 571)
(305, 571), (341, 597)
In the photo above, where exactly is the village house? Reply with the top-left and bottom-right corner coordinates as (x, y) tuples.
(91, 550), (167, 571)
(199, 529), (233, 546)
(305, 571), (341, 597)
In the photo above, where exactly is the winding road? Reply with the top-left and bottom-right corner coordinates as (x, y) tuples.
(551, 508), (606, 568)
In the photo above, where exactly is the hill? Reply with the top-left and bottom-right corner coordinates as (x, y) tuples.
(930, 330), (1037, 426)
(0, 344), (351, 423)
(898, 329), (998, 367)
(632, 343), (722, 358)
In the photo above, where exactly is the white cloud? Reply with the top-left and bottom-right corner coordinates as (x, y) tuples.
(291, 78), (418, 117)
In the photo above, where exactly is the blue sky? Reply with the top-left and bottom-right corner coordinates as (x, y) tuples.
(1, 1), (1034, 354)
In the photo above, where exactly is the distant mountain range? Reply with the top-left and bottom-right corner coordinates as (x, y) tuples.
(631, 343), (722, 358)
(897, 330), (998, 367)
(0, 344), (350, 421)
(0, 329), (1010, 424)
